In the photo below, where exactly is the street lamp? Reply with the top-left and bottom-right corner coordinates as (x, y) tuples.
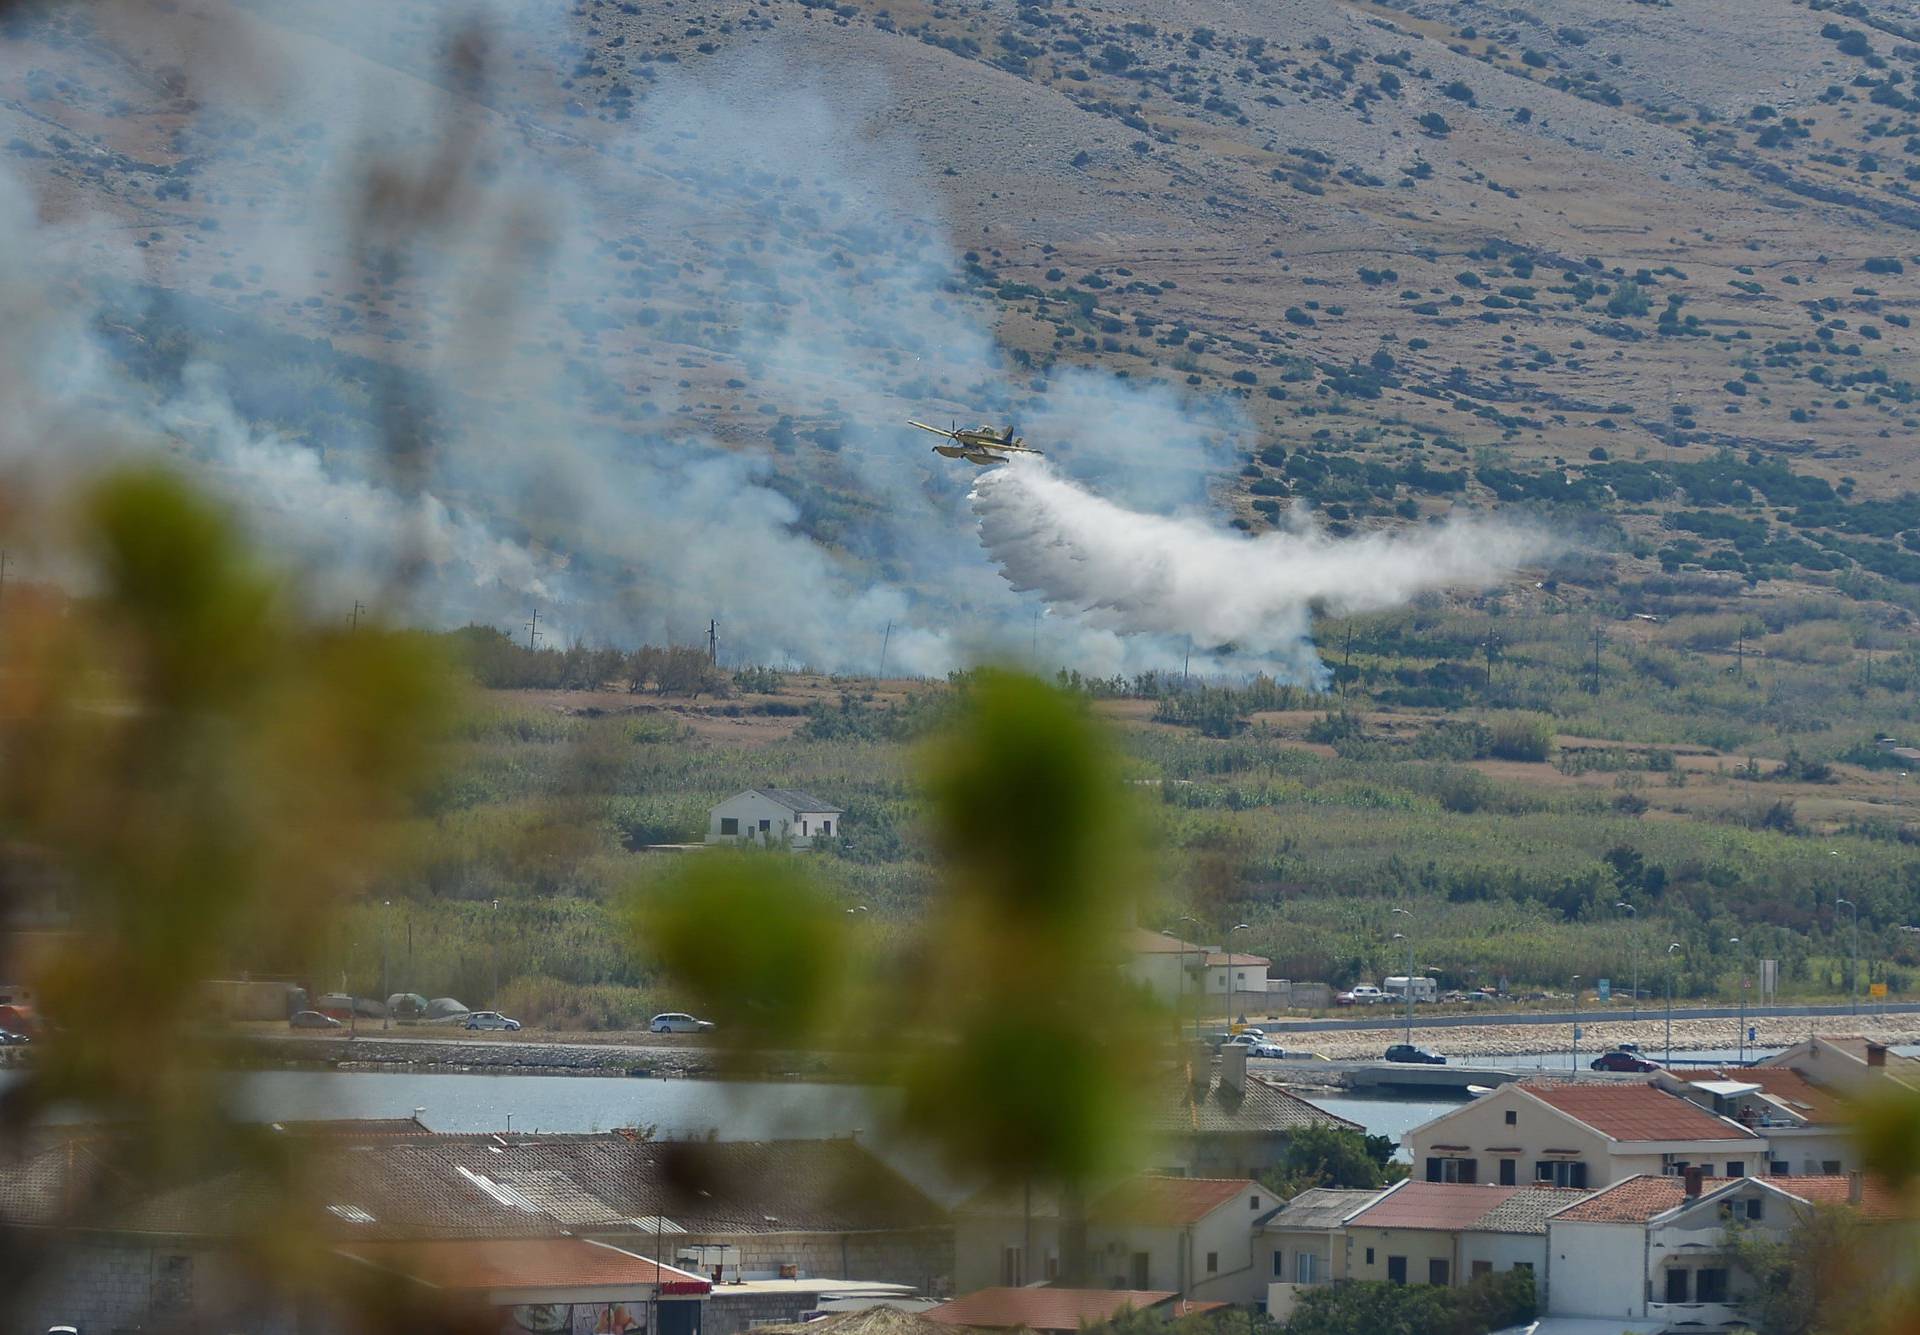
(1836, 898), (1860, 1016)
(1666, 944), (1683, 1067)
(1616, 901), (1639, 1021)
(1179, 914), (1203, 1041)
(1733, 933), (1747, 1058)
(382, 899), (392, 1032)
(491, 897), (502, 1005)
(1571, 975), (1583, 1074)
(1225, 923), (1251, 1030)
(1391, 908), (1415, 1047)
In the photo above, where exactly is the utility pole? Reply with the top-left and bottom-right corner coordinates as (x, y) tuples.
(1590, 625), (1603, 695)
(878, 619), (893, 679)
(1183, 636), (1192, 687)
(1031, 608), (1039, 660)
(708, 618), (718, 665)
(350, 600), (365, 632)
(525, 609), (542, 651)
(1735, 627), (1745, 679)
(1484, 631), (1497, 691)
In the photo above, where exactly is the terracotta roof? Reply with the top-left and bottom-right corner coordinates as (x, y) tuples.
(1669, 1068), (1851, 1125)
(1092, 1176), (1257, 1226)
(926, 1289), (1175, 1331)
(1471, 1186), (1595, 1234)
(1347, 1181), (1524, 1231)
(1128, 927), (1206, 955)
(1549, 1175), (1716, 1224)
(1151, 1067), (1363, 1137)
(1521, 1081), (1757, 1142)
(0, 1132), (947, 1241)
(1260, 1187), (1390, 1231)
(338, 1237), (708, 1293)
(1771, 1175), (1907, 1221)
(1204, 952), (1270, 967)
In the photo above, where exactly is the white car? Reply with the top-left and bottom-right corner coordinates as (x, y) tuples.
(650, 1012), (715, 1034)
(1347, 986), (1386, 1005)
(1248, 1041), (1288, 1058)
(463, 1011), (521, 1031)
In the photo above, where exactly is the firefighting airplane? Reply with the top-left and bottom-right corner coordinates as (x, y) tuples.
(907, 419), (1044, 466)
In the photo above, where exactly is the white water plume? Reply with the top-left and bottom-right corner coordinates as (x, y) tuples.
(972, 459), (1556, 681)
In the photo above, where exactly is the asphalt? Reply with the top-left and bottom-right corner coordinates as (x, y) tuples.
(1264, 1001), (1920, 1033)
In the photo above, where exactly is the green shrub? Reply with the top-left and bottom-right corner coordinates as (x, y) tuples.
(1486, 713), (1554, 762)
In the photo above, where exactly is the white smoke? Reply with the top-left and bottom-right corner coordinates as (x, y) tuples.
(972, 460), (1554, 683)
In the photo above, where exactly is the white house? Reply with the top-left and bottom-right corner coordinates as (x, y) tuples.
(706, 788), (844, 849)
(1656, 1066), (1860, 1176)
(1404, 1079), (1767, 1189)
(1545, 1169), (1903, 1330)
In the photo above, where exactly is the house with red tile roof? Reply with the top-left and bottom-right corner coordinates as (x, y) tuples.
(952, 1175), (1271, 1303)
(1757, 1035), (1920, 1095)
(1545, 1169), (1910, 1330)
(1337, 1179), (1592, 1294)
(1404, 1079), (1767, 1191)
(1657, 1066), (1861, 1176)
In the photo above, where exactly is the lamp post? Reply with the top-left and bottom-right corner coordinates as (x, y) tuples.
(1666, 944), (1683, 1067)
(381, 899), (392, 1032)
(1179, 914), (1203, 1041)
(1161, 930), (1188, 1040)
(1391, 908), (1414, 1047)
(1224, 923), (1251, 1030)
(1836, 897), (1860, 1016)
(1730, 936), (1747, 1065)
(1571, 975), (1582, 1074)
(490, 897), (502, 1006)
(1616, 901), (1639, 1021)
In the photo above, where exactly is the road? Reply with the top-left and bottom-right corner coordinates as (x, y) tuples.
(1265, 1001), (1920, 1033)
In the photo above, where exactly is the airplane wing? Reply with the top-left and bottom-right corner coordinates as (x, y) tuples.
(907, 420), (959, 440)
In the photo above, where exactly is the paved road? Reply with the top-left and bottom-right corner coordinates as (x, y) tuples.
(1264, 1001), (1920, 1033)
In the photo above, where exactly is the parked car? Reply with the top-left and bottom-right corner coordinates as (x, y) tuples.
(1222, 1032), (1264, 1048)
(0, 1028), (30, 1045)
(1333, 991), (1357, 1007)
(649, 1012), (715, 1034)
(463, 1011), (522, 1031)
(1248, 1041), (1287, 1058)
(1465, 990), (1495, 1003)
(1347, 985), (1387, 1005)
(1590, 1050), (1663, 1073)
(289, 1010), (342, 1030)
(1384, 1043), (1447, 1065)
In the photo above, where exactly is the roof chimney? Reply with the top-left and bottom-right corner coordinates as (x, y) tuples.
(1220, 1042), (1247, 1095)
(1684, 1165), (1704, 1198)
(1867, 1043), (1889, 1068)
(1849, 1172), (1864, 1205)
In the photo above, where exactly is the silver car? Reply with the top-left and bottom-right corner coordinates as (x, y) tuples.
(463, 1011), (521, 1031)
(649, 1012), (715, 1034)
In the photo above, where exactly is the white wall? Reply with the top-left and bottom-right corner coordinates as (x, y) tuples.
(1458, 1231), (1546, 1280)
(1546, 1220), (1646, 1320)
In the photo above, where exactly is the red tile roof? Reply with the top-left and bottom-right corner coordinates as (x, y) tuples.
(1346, 1181), (1525, 1231)
(1669, 1068), (1851, 1125)
(338, 1238), (709, 1293)
(1551, 1174), (1909, 1225)
(1522, 1080), (1757, 1142)
(927, 1289), (1175, 1331)
(1093, 1176), (1258, 1226)
(1772, 1175), (1906, 1221)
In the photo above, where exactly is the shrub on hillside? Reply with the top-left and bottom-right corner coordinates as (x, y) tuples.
(1486, 713), (1553, 762)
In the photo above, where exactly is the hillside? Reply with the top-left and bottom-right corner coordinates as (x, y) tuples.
(11, 0), (1920, 664)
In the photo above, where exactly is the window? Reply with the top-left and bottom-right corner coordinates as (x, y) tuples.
(1471, 1261), (1492, 1280)
(1296, 1252), (1318, 1284)
(1428, 1258), (1450, 1286)
(1207, 1251), (1219, 1275)
(1535, 1160), (1588, 1188)
(1697, 1268), (1729, 1303)
(1387, 1256), (1407, 1285)
(821, 820), (832, 836)
(1046, 1255), (1059, 1281)
(1366, 1248), (1375, 1266)
(1272, 1250), (1286, 1279)
(758, 819), (770, 833)
(720, 817), (739, 836)
(1001, 1247), (1023, 1287)
(1130, 1253), (1150, 1289)
(1727, 1161), (1745, 1177)
(1746, 1197), (1764, 1221)
(1250, 1194), (1261, 1210)
(1426, 1157), (1477, 1183)
(1499, 1158), (1516, 1186)
(1665, 1269), (1690, 1303)
(1770, 1161), (1790, 1176)
(1505, 1109), (1518, 1125)
(1822, 1160), (1842, 1175)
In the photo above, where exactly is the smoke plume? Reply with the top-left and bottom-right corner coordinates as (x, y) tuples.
(973, 460), (1553, 684)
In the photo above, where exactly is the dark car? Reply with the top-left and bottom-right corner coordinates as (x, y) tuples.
(1384, 1043), (1446, 1065)
(1590, 1050), (1663, 1073)
(0, 1029), (30, 1045)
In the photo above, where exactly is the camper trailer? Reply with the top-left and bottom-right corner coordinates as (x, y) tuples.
(1382, 975), (1438, 1004)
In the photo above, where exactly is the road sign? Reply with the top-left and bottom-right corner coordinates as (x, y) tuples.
(1598, 978), (1611, 1002)
(1871, 982), (1889, 998)
(1749, 1026), (1757, 1042)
